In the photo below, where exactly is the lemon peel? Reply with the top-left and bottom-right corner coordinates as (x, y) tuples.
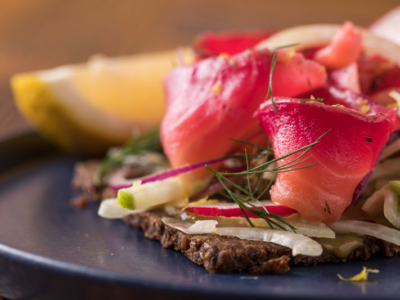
(338, 266), (379, 281)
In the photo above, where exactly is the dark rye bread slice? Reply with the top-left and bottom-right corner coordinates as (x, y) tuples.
(122, 211), (400, 275)
(72, 160), (400, 275)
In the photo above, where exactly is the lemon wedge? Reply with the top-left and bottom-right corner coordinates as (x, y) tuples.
(11, 49), (194, 154)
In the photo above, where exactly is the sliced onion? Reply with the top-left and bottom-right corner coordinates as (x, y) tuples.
(256, 24), (400, 65)
(183, 215), (335, 238)
(215, 227), (323, 257)
(362, 184), (388, 216)
(383, 189), (400, 228)
(369, 6), (400, 46)
(162, 217), (217, 234)
(281, 216), (335, 238)
(163, 217), (323, 256)
(327, 219), (400, 246)
(109, 157), (229, 192)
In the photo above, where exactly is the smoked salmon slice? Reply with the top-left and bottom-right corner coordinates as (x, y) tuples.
(193, 30), (274, 59)
(161, 49), (327, 182)
(256, 98), (399, 222)
(314, 21), (362, 69)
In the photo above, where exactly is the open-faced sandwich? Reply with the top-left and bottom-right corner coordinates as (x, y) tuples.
(72, 8), (400, 275)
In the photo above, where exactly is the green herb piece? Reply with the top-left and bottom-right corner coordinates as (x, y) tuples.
(324, 200), (331, 214)
(265, 52), (278, 115)
(94, 127), (163, 186)
(118, 190), (135, 210)
(206, 130), (330, 231)
(319, 106), (324, 111)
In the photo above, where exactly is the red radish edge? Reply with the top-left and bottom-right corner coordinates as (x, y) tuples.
(185, 201), (298, 218)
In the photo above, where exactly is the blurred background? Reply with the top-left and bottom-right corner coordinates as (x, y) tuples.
(1, 0), (399, 142)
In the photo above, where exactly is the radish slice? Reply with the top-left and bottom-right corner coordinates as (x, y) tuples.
(383, 189), (400, 228)
(362, 184), (389, 216)
(185, 200), (297, 219)
(117, 177), (186, 211)
(98, 198), (140, 219)
(328, 219), (400, 246)
(215, 227), (323, 257)
(162, 217), (218, 234)
(256, 24), (400, 66)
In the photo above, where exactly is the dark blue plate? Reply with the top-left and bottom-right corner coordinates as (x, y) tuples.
(1, 134), (400, 300)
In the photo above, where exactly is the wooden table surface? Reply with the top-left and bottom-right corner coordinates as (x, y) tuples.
(0, 0), (399, 143)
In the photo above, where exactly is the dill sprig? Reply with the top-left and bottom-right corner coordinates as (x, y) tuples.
(205, 130), (330, 231)
(324, 200), (331, 214)
(265, 52), (278, 115)
(94, 127), (163, 186)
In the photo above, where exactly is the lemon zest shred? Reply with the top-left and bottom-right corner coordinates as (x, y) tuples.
(337, 266), (379, 282)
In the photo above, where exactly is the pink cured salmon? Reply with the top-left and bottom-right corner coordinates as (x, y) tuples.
(329, 62), (361, 94)
(256, 98), (399, 222)
(161, 49), (327, 181)
(314, 21), (362, 69)
(193, 30), (275, 59)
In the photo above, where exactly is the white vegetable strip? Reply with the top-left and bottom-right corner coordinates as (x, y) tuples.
(98, 198), (141, 219)
(256, 24), (400, 65)
(118, 177), (186, 211)
(240, 216), (335, 238)
(162, 217), (323, 257)
(179, 213), (335, 238)
(328, 220), (400, 246)
(215, 227), (323, 257)
(162, 217), (218, 234)
(384, 190), (400, 228)
(362, 184), (388, 216)
(280, 217), (335, 238)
